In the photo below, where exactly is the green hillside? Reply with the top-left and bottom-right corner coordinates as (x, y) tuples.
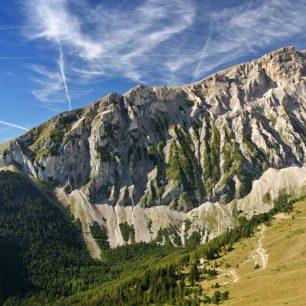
(0, 171), (183, 305)
(0, 170), (305, 305)
(0, 171), (92, 304)
(210, 198), (306, 306)
(53, 197), (306, 306)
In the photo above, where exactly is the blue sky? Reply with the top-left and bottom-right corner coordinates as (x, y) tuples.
(1, 0), (306, 143)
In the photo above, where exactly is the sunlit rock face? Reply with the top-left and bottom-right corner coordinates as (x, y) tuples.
(1, 47), (306, 249)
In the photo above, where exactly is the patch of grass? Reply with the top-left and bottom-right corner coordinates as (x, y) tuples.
(203, 198), (306, 306)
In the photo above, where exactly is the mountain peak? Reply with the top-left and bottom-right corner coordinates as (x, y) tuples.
(1, 47), (305, 218)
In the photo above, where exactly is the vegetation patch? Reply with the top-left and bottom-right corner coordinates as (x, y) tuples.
(202, 121), (221, 195)
(96, 145), (112, 163)
(119, 222), (135, 243)
(90, 222), (109, 250)
(166, 126), (204, 209)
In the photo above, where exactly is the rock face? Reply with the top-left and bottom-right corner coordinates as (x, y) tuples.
(1, 46), (306, 249)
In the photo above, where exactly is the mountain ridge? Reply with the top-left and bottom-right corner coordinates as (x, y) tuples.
(1, 46), (306, 249)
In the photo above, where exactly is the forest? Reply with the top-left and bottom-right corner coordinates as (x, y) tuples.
(0, 171), (297, 305)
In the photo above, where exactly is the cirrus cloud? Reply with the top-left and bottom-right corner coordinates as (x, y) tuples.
(22, 0), (306, 109)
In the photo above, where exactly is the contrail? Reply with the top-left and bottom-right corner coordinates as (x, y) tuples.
(57, 40), (72, 111)
(0, 120), (29, 131)
(192, 17), (213, 82)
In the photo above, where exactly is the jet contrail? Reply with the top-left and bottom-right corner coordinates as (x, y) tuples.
(57, 40), (72, 111)
(0, 120), (29, 131)
(192, 17), (213, 82)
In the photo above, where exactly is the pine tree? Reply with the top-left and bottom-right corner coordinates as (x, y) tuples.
(189, 263), (199, 285)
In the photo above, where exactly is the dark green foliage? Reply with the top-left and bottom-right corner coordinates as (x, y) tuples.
(0, 237), (29, 304)
(147, 143), (157, 164)
(156, 227), (172, 245)
(0, 171), (96, 303)
(104, 241), (174, 263)
(156, 225), (182, 246)
(263, 191), (271, 203)
(49, 129), (65, 143)
(205, 289), (229, 304)
(167, 142), (182, 181)
(90, 222), (109, 250)
(174, 126), (204, 203)
(167, 126), (204, 209)
(273, 193), (291, 212)
(189, 263), (199, 284)
(74, 218), (82, 232)
(221, 126), (254, 201)
(0, 170), (299, 305)
(156, 140), (167, 190)
(147, 219), (153, 233)
(0, 171), (184, 305)
(96, 145), (112, 163)
(211, 290), (221, 304)
(119, 222), (135, 243)
(157, 140), (166, 158)
(186, 231), (202, 248)
(221, 290), (230, 301)
(184, 218), (192, 235)
(202, 122), (221, 195)
(67, 264), (196, 305)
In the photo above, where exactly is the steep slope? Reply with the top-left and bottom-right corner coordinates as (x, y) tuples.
(0, 174), (305, 305)
(0, 171), (188, 305)
(0, 46), (306, 249)
(0, 171), (94, 303)
(51, 197), (306, 306)
(0, 236), (28, 305)
(202, 198), (306, 306)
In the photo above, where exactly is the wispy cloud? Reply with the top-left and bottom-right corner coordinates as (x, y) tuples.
(57, 39), (72, 110)
(22, 0), (196, 103)
(192, 0), (306, 79)
(0, 120), (29, 131)
(21, 0), (306, 108)
(30, 64), (67, 103)
(192, 16), (213, 82)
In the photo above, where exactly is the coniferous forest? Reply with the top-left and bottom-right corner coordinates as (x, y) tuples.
(0, 171), (297, 305)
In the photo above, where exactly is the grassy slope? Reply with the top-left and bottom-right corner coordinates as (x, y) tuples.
(54, 198), (306, 306)
(1, 168), (305, 305)
(203, 199), (306, 306)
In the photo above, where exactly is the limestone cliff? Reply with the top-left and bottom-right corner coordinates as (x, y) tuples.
(1, 46), (306, 252)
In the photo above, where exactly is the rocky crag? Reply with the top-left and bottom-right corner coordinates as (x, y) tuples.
(1, 47), (306, 253)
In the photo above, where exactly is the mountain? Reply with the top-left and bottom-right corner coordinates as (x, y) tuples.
(0, 46), (306, 305)
(1, 170), (305, 305)
(53, 197), (306, 306)
(0, 170), (184, 305)
(0, 46), (306, 252)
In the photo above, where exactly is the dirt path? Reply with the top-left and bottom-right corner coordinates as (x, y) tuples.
(229, 268), (240, 283)
(217, 267), (240, 284)
(256, 225), (269, 269)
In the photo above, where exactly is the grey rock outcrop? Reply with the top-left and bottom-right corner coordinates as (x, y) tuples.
(1, 46), (306, 251)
